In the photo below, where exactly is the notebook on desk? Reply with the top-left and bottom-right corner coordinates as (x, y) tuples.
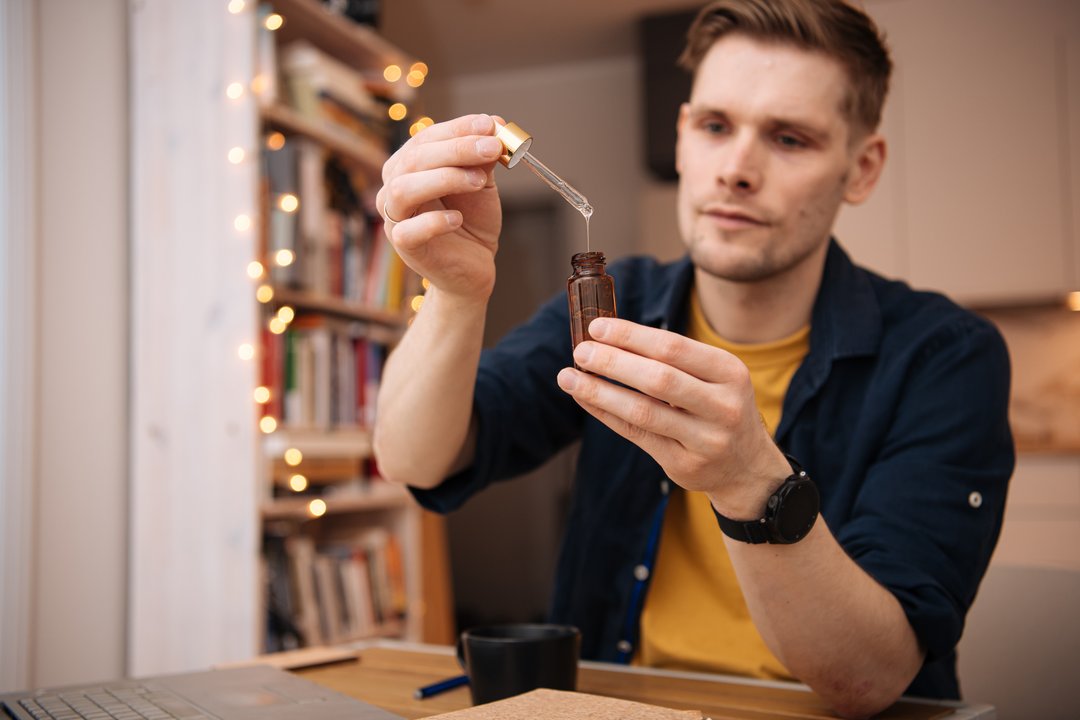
(1, 664), (403, 720)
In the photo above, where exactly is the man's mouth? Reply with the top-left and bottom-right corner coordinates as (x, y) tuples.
(700, 205), (768, 229)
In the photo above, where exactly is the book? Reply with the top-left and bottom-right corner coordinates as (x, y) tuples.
(281, 40), (385, 122)
(285, 535), (324, 646)
(339, 550), (376, 637)
(313, 554), (347, 643)
(418, 689), (703, 720)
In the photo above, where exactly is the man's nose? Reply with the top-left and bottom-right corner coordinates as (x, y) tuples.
(716, 132), (762, 193)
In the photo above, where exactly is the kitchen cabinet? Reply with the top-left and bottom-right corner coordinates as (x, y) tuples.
(837, 0), (1079, 305)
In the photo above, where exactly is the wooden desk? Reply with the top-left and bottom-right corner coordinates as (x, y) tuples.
(290, 642), (993, 720)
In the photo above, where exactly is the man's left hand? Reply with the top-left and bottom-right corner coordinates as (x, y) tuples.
(556, 317), (791, 520)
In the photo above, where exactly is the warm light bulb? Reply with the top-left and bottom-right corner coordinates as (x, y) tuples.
(251, 74), (268, 96)
(247, 261), (265, 279)
(275, 249), (295, 267)
(388, 103), (407, 121)
(284, 448), (303, 466)
(308, 498), (327, 517)
(383, 64), (402, 82)
(266, 132), (286, 150)
(256, 284), (274, 303)
(406, 71), (424, 88)
(289, 474), (309, 492)
(259, 416), (278, 433)
(264, 13), (283, 31)
(228, 147), (245, 164)
(410, 62), (429, 77)
(268, 317), (287, 335)
(1068, 291), (1080, 312)
(409, 121), (422, 137)
(276, 306), (295, 323)
(226, 82), (244, 99)
(410, 295), (424, 312)
(227, 0), (245, 13)
(254, 386), (271, 404)
(238, 343), (255, 360)
(421, 277), (431, 289)
(234, 214), (252, 232)
(418, 116), (434, 130)
(279, 193), (299, 213)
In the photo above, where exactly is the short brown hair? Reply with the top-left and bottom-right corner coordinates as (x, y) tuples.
(678, 0), (892, 133)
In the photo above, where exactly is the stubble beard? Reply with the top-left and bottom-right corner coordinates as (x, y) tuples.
(685, 210), (834, 286)
(687, 227), (794, 284)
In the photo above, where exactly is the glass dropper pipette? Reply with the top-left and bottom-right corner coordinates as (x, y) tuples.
(494, 121), (593, 220)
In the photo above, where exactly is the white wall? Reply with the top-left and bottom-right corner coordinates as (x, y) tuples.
(127, 0), (260, 676)
(0, 0), (39, 694)
(440, 56), (646, 264)
(33, 0), (130, 687)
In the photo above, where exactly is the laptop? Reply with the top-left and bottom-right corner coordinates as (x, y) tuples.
(1, 664), (403, 720)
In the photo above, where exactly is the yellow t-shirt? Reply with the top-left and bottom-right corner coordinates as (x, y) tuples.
(635, 291), (810, 680)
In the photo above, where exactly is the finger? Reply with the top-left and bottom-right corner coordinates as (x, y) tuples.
(571, 339), (715, 416)
(557, 366), (692, 446)
(395, 134), (504, 176)
(408, 113), (495, 146)
(587, 317), (742, 384)
(384, 115), (500, 181)
(380, 165), (493, 221)
(385, 208), (463, 248)
(564, 390), (683, 465)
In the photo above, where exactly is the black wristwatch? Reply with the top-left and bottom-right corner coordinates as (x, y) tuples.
(713, 455), (819, 544)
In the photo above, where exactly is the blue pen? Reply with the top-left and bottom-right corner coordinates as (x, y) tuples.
(414, 673), (469, 700)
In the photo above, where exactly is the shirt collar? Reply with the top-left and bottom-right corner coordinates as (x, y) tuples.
(811, 239), (882, 360)
(648, 239), (881, 361)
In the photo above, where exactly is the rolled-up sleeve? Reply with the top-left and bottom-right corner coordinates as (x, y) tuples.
(408, 293), (583, 514)
(835, 314), (1014, 662)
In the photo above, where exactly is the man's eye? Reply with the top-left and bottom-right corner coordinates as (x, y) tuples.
(776, 134), (806, 148)
(702, 120), (727, 134)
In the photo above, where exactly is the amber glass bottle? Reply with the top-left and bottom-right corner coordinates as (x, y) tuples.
(567, 251), (617, 356)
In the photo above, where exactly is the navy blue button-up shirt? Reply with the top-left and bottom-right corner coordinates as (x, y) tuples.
(410, 240), (1014, 700)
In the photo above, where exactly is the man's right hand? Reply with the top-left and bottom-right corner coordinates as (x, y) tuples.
(375, 114), (504, 304)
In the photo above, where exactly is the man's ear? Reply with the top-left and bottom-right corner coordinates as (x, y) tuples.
(844, 133), (886, 205)
(674, 103), (691, 176)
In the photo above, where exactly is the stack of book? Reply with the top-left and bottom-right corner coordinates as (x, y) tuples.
(263, 526), (408, 651)
(261, 135), (409, 308)
(280, 40), (392, 150)
(261, 317), (387, 430)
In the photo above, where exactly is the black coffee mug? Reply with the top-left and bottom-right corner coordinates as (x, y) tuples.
(458, 623), (581, 705)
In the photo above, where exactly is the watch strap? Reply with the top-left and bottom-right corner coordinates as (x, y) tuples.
(713, 512), (772, 544)
(713, 454), (808, 544)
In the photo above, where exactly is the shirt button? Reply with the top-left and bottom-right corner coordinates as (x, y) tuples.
(660, 479), (670, 496)
(968, 491), (983, 508)
(634, 564), (650, 581)
(617, 640), (633, 654)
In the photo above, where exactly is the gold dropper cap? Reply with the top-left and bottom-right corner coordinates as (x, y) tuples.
(494, 121), (532, 168)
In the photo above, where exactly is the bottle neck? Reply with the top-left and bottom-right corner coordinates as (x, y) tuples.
(570, 251), (606, 276)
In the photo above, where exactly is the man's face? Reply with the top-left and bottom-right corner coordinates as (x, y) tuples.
(676, 34), (875, 283)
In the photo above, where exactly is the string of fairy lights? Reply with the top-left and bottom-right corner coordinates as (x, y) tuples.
(226, 0), (433, 518)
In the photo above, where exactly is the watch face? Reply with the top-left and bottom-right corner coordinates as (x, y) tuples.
(772, 479), (820, 543)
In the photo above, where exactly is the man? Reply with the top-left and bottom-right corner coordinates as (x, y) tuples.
(372, 1), (1013, 717)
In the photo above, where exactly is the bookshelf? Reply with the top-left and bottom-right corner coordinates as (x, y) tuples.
(254, 0), (452, 653)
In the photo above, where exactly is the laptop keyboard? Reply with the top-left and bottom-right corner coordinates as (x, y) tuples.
(4, 684), (212, 720)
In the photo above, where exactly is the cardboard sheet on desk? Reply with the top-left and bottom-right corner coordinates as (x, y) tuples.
(419, 688), (703, 720)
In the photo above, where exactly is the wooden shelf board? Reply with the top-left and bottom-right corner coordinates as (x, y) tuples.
(261, 102), (388, 176)
(1015, 439), (1080, 455)
(261, 482), (412, 520)
(269, 0), (414, 71)
(271, 287), (409, 331)
(263, 427), (373, 459)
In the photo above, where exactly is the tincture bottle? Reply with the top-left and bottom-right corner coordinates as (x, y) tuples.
(567, 251), (617, 359)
